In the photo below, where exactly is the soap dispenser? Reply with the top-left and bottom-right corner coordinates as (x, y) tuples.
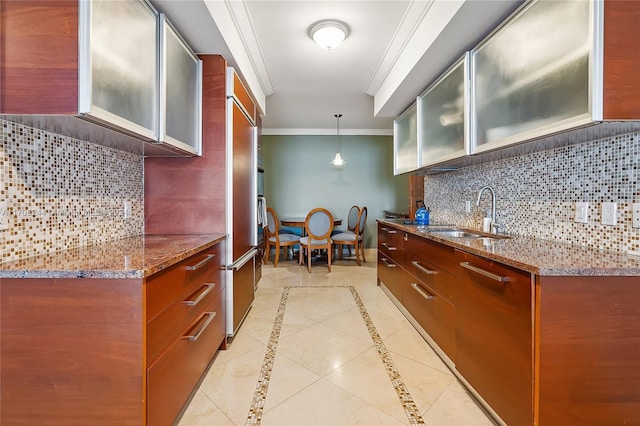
(482, 210), (492, 232)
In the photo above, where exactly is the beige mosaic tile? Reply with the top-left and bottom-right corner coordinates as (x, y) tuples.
(424, 130), (640, 254)
(0, 119), (144, 262)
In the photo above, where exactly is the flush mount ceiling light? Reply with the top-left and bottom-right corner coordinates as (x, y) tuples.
(308, 20), (350, 50)
(331, 113), (346, 166)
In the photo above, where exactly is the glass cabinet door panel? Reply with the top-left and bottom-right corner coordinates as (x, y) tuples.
(161, 17), (202, 155)
(394, 103), (418, 175)
(419, 55), (468, 166)
(89, 0), (158, 138)
(472, 0), (592, 153)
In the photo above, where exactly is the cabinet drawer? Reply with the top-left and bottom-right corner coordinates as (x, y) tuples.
(378, 223), (406, 248)
(147, 293), (225, 426)
(404, 257), (456, 304)
(147, 280), (224, 364)
(377, 253), (410, 304)
(403, 280), (456, 361)
(404, 233), (457, 275)
(146, 243), (223, 321)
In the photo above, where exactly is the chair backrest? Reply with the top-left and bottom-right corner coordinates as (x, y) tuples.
(346, 205), (360, 232)
(266, 207), (279, 237)
(357, 206), (368, 235)
(305, 208), (334, 240)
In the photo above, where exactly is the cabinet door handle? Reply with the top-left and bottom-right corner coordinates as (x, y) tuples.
(411, 283), (435, 300)
(186, 254), (216, 271)
(412, 261), (438, 275)
(381, 258), (397, 268)
(183, 283), (216, 307)
(380, 227), (397, 234)
(460, 262), (510, 283)
(381, 242), (397, 251)
(184, 312), (216, 342)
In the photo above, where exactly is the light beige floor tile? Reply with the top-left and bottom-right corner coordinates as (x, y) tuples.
(422, 380), (497, 425)
(390, 352), (456, 414)
(384, 325), (452, 374)
(242, 306), (317, 344)
(213, 331), (266, 365)
(262, 353), (322, 412)
(177, 390), (234, 426)
(260, 378), (403, 426)
(284, 290), (355, 323)
(324, 347), (409, 423)
(198, 347), (266, 425)
(319, 308), (372, 342)
(277, 322), (372, 376)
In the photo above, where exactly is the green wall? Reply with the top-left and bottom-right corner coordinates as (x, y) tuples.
(261, 134), (409, 247)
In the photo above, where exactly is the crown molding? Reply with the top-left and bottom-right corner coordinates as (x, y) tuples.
(262, 128), (393, 136)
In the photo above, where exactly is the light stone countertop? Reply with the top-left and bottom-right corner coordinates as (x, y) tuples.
(0, 234), (227, 279)
(379, 219), (640, 276)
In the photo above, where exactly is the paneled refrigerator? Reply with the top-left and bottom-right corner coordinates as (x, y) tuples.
(225, 67), (258, 337)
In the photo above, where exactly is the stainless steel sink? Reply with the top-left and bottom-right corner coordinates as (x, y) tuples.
(429, 229), (510, 240)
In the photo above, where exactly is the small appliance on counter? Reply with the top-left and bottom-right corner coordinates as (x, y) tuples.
(415, 200), (430, 225)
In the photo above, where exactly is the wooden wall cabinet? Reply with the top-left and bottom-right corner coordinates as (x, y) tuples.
(0, 241), (227, 425)
(0, 0), (202, 157)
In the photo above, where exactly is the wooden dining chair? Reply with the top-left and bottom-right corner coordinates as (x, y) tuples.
(299, 208), (334, 272)
(331, 205), (360, 255)
(264, 207), (301, 267)
(332, 206), (367, 265)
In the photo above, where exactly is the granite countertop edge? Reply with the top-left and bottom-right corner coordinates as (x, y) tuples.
(0, 233), (227, 279)
(378, 219), (640, 277)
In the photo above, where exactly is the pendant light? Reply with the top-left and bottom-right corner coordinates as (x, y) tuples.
(331, 113), (345, 166)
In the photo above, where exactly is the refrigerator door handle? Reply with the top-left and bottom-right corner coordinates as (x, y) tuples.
(228, 248), (258, 271)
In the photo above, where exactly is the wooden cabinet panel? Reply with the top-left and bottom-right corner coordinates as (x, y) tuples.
(377, 253), (407, 304)
(147, 280), (224, 364)
(147, 293), (226, 426)
(455, 250), (533, 426)
(403, 280), (456, 360)
(146, 245), (222, 321)
(231, 256), (255, 333)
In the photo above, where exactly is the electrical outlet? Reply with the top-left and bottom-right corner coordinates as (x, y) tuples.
(465, 200), (472, 213)
(0, 200), (9, 231)
(575, 202), (588, 224)
(601, 202), (617, 226)
(123, 201), (132, 220)
(633, 203), (640, 228)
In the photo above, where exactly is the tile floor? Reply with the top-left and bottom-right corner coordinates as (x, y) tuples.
(178, 249), (496, 426)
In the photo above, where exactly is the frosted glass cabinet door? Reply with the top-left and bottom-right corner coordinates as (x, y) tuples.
(160, 15), (202, 155)
(85, 0), (158, 139)
(394, 103), (419, 175)
(419, 54), (469, 167)
(472, 0), (593, 153)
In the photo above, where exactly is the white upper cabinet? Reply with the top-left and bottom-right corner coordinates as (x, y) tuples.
(393, 103), (419, 175)
(418, 53), (470, 167)
(471, 0), (597, 154)
(158, 14), (203, 156)
(80, 0), (159, 140)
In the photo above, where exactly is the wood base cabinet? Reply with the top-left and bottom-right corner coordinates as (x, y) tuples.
(0, 239), (226, 425)
(377, 221), (640, 425)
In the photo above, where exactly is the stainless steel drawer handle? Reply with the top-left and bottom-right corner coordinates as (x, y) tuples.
(183, 283), (216, 307)
(380, 257), (397, 268)
(381, 242), (397, 251)
(186, 254), (216, 271)
(411, 283), (435, 300)
(412, 261), (437, 275)
(184, 312), (216, 342)
(460, 262), (510, 283)
(380, 227), (397, 234)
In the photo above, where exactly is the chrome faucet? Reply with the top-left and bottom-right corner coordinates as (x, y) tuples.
(476, 185), (497, 233)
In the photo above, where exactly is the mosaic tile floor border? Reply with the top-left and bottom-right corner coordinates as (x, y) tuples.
(245, 285), (424, 425)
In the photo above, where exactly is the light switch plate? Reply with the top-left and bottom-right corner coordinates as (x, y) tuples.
(601, 202), (617, 226)
(633, 203), (640, 228)
(0, 200), (9, 231)
(465, 201), (472, 213)
(123, 201), (132, 220)
(575, 202), (588, 223)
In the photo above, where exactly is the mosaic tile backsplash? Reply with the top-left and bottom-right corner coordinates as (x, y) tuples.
(1, 119), (144, 262)
(424, 131), (640, 254)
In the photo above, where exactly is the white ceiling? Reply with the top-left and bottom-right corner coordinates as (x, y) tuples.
(151, 0), (523, 135)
